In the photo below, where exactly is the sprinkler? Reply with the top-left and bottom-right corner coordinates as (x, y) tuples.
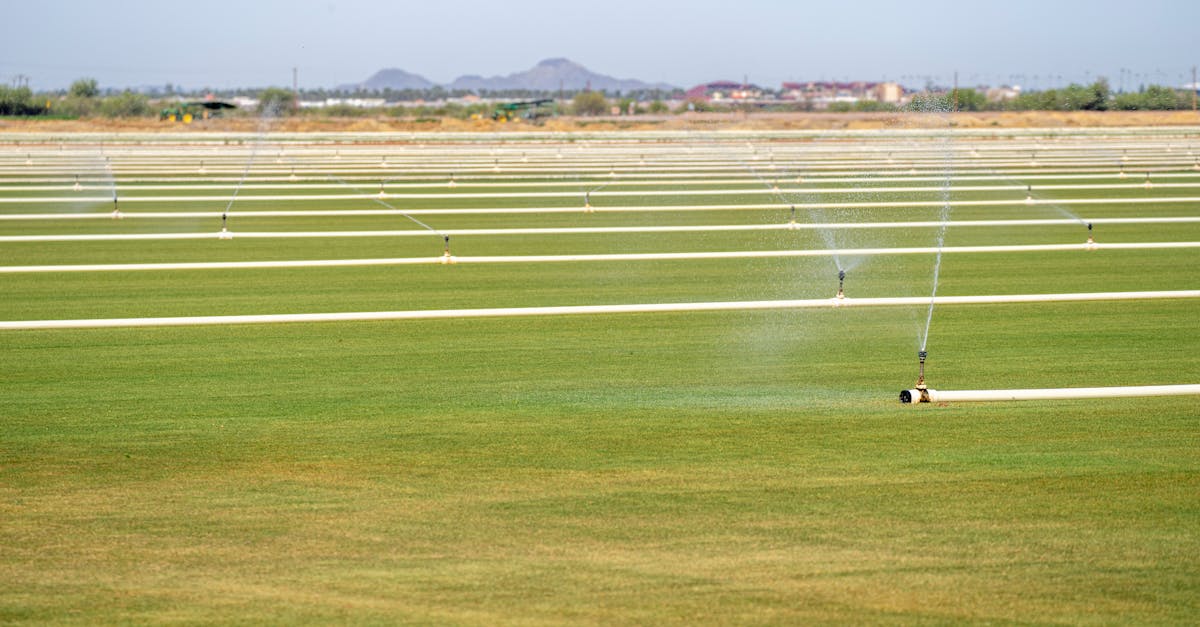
(219, 213), (232, 239)
(1086, 223), (1096, 249)
(448, 172), (457, 188)
(379, 182), (386, 198)
(1025, 185), (1033, 204)
(440, 235), (455, 264)
(899, 350), (933, 403)
(1143, 172), (1152, 188)
(772, 181), (780, 192)
(73, 175), (82, 192)
(1118, 164), (1126, 178)
(836, 269), (846, 299)
(493, 159), (500, 172)
(199, 160), (206, 174)
(111, 194), (122, 220)
(289, 167), (297, 181)
(25, 154), (32, 166)
(584, 192), (593, 213)
(788, 205), (796, 229)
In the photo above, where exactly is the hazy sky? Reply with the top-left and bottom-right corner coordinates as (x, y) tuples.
(2, 0), (1197, 91)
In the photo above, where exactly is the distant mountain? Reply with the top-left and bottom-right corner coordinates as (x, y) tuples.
(346, 68), (436, 91)
(447, 58), (674, 93)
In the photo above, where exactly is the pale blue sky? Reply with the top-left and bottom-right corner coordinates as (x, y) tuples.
(2, 0), (1196, 91)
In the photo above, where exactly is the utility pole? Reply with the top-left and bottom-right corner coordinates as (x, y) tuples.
(292, 67), (299, 110)
(952, 70), (959, 112)
(1193, 66), (1197, 112)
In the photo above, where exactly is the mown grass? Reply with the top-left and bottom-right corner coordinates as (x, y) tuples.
(1, 137), (1198, 624)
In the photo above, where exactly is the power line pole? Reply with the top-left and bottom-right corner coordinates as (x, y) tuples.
(1193, 65), (1197, 112)
(952, 70), (959, 112)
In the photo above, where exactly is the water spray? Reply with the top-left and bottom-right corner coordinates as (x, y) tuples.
(441, 234), (455, 264)
(899, 350), (932, 403)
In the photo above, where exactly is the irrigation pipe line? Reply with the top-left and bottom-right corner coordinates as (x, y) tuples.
(3, 290), (1197, 330)
(6, 199), (1200, 222)
(901, 384), (1200, 403)
(5, 163), (1197, 185)
(4, 242), (1199, 274)
(6, 172), (1200, 192)
(4, 182), (1199, 204)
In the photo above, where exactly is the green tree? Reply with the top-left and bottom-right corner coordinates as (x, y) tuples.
(571, 91), (608, 116)
(257, 87), (297, 115)
(98, 91), (152, 117)
(0, 85), (41, 115)
(69, 78), (99, 99)
(647, 100), (669, 114)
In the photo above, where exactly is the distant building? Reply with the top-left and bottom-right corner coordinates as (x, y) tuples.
(299, 98), (388, 109)
(986, 85), (1022, 102)
(686, 81), (764, 102)
(780, 81), (904, 108)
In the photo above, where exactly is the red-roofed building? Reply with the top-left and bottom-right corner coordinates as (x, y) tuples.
(686, 81), (765, 101)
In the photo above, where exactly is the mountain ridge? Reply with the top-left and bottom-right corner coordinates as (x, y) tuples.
(344, 58), (675, 92)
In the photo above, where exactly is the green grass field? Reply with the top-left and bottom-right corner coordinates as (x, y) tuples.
(2, 131), (1198, 624)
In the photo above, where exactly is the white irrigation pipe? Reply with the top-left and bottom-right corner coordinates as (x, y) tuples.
(3, 242), (1199, 274)
(2, 291), (1197, 330)
(4, 212), (1200, 232)
(903, 384), (1200, 403)
(6, 199), (1200, 222)
(2, 182), (1198, 204)
(6, 171), (1200, 192)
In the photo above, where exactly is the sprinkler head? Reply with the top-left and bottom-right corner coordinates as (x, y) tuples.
(441, 235), (455, 264)
(1086, 223), (1096, 249)
(835, 270), (846, 300)
(901, 351), (932, 403)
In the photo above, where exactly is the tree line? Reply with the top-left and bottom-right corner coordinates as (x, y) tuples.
(2, 78), (1195, 118)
